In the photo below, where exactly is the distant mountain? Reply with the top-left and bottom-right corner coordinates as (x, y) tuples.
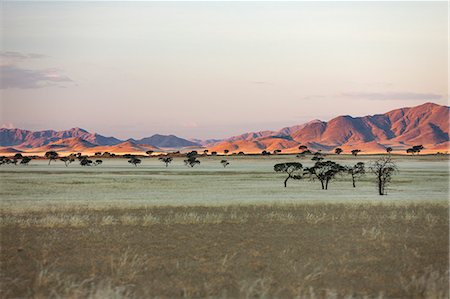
(0, 127), (122, 147)
(131, 134), (200, 148)
(0, 102), (448, 155)
(208, 102), (449, 154)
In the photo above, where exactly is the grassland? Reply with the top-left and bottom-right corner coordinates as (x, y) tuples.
(0, 155), (449, 298)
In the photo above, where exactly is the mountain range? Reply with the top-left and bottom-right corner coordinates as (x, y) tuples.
(0, 102), (448, 155)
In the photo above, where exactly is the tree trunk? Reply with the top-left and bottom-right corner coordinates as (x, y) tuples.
(325, 179), (329, 190)
(378, 176), (383, 195)
(352, 175), (356, 188)
(48, 159), (51, 165)
(320, 180), (324, 190)
(284, 176), (290, 188)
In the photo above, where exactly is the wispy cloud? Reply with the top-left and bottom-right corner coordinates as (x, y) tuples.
(0, 51), (46, 60)
(0, 65), (72, 89)
(340, 92), (442, 101)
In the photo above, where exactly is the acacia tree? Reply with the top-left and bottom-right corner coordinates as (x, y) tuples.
(406, 145), (424, 155)
(335, 148), (343, 155)
(146, 150), (154, 156)
(351, 149), (361, 156)
(224, 149), (229, 155)
(369, 156), (398, 195)
(159, 156), (173, 167)
(221, 159), (230, 168)
(386, 147), (393, 155)
(274, 162), (303, 188)
(80, 158), (93, 166)
(347, 162), (365, 188)
(184, 151), (200, 167)
(304, 161), (346, 190)
(184, 156), (200, 167)
(94, 160), (103, 166)
(20, 156), (32, 165)
(128, 157), (142, 167)
(298, 145), (308, 151)
(60, 157), (71, 167)
(45, 151), (59, 165)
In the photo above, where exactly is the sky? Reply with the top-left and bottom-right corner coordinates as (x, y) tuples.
(0, 1), (448, 140)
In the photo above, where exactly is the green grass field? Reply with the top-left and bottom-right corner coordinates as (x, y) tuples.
(1, 155), (449, 298)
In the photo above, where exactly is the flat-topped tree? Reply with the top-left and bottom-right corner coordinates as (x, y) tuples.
(351, 149), (361, 156)
(221, 160), (230, 168)
(299, 145), (308, 151)
(346, 162), (365, 188)
(224, 149), (229, 155)
(80, 158), (93, 166)
(203, 149), (209, 155)
(407, 145), (424, 155)
(128, 157), (141, 167)
(146, 150), (154, 156)
(159, 156), (173, 167)
(184, 156), (200, 167)
(20, 156), (31, 165)
(304, 160), (346, 190)
(274, 162), (303, 188)
(369, 156), (398, 195)
(45, 151), (59, 165)
(94, 160), (103, 166)
(386, 147), (393, 155)
(335, 148), (343, 155)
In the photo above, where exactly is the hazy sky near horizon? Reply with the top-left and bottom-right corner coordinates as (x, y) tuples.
(1, 1), (448, 139)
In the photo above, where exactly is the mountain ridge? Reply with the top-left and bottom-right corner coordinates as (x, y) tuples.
(1, 102), (448, 154)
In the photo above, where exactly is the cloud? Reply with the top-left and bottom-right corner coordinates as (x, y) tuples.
(340, 92), (442, 101)
(0, 51), (46, 60)
(0, 65), (73, 89)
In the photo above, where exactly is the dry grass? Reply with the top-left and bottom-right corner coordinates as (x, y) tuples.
(1, 203), (448, 299)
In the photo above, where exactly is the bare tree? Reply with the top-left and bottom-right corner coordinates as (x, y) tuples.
(274, 162), (303, 187)
(221, 159), (230, 168)
(304, 161), (346, 190)
(346, 162), (365, 188)
(159, 156), (173, 167)
(45, 151), (59, 165)
(369, 156), (398, 195)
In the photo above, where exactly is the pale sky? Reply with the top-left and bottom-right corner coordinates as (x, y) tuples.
(0, 1), (448, 139)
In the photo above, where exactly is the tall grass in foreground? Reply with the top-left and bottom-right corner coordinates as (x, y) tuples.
(1, 202), (448, 299)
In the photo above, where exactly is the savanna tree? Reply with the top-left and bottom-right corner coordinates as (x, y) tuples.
(60, 157), (71, 167)
(224, 149), (229, 155)
(221, 159), (230, 168)
(128, 157), (142, 167)
(346, 162), (365, 188)
(406, 145), (424, 155)
(159, 156), (173, 167)
(80, 158), (93, 166)
(94, 160), (103, 166)
(261, 150), (271, 156)
(20, 156), (32, 165)
(45, 151), (59, 165)
(203, 149), (209, 155)
(274, 162), (303, 188)
(304, 161), (346, 190)
(146, 150), (154, 156)
(351, 149), (361, 156)
(386, 147), (393, 155)
(273, 149), (282, 154)
(14, 153), (23, 160)
(184, 156), (200, 167)
(335, 148), (343, 155)
(369, 156), (398, 195)
(299, 145), (308, 151)
(311, 152), (325, 162)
